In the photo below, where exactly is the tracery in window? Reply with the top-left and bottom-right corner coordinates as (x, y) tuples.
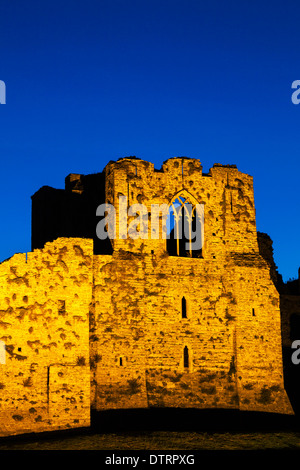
(166, 191), (204, 258)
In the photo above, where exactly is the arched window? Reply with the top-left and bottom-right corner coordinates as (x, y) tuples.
(182, 297), (187, 318)
(166, 192), (204, 258)
(183, 346), (189, 369)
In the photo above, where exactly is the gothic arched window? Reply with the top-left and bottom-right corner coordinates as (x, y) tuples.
(166, 192), (204, 258)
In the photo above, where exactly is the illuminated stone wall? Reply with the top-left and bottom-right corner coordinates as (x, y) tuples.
(90, 157), (292, 415)
(0, 238), (92, 437)
(0, 157), (293, 438)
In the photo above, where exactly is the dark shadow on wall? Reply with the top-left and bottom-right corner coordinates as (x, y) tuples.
(282, 347), (300, 416)
(31, 172), (113, 255)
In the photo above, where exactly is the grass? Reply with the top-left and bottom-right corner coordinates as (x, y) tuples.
(0, 431), (300, 450)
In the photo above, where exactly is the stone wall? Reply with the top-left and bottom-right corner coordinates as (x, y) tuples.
(90, 157), (292, 415)
(104, 157), (258, 258)
(0, 156), (294, 438)
(90, 251), (292, 414)
(0, 238), (92, 437)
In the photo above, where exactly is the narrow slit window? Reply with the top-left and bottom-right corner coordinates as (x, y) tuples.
(183, 346), (189, 368)
(58, 300), (66, 315)
(252, 308), (255, 316)
(119, 357), (123, 366)
(182, 297), (187, 318)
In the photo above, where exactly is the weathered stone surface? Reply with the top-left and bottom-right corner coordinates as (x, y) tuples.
(0, 238), (92, 437)
(0, 156), (293, 437)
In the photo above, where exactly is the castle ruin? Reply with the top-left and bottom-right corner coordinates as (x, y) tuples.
(0, 156), (294, 437)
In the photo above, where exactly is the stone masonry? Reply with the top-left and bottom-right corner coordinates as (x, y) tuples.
(0, 156), (293, 437)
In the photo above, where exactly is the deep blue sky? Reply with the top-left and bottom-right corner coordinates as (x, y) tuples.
(0, 0), (299, 281)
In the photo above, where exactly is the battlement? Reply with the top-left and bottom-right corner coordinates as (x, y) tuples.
(104, 156), (242, 178)
(31, 157), (258, 260)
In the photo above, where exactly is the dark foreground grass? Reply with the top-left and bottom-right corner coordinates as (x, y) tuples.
(0, 430), (300, 450)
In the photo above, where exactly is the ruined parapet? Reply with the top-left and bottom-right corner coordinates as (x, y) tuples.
(31, 156), (259, 259)
(65, 173), (84, 194)
(102, 156), (259, 258)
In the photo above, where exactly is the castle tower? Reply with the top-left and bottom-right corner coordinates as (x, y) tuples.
(89, 157), (292, 414)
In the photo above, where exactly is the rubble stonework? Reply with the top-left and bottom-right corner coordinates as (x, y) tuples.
(0, 157), (294, 437)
